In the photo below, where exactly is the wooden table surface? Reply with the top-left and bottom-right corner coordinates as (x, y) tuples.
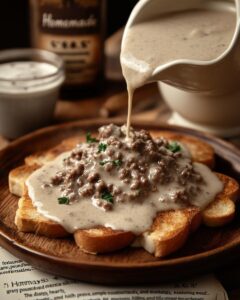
(0, 82), (240, 299)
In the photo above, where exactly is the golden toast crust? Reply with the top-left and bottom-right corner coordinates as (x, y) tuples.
(74, 228), (136, 254)
(9, 165), (39, 197)
(15, 189), (69, 238)
(202, 173), (239, 227)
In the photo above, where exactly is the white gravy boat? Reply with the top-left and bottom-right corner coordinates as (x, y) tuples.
(122, 0), (240, 137)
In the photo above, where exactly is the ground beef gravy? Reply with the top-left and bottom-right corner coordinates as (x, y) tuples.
(26, 124), (223, 234)
(121, 9), (236, 135)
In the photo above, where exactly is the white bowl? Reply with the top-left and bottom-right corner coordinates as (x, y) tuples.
(159, 81), (240, 137)
(0, 49), (65, 139)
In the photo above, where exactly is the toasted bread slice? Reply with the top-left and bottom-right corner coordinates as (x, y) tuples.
(215, 173), (239, 201)
(202, 197), (235, 227)
(74, 227), (136, 254)
(9, 164), (39, 197)
(185, 206), (202, 233)
(13, 172), (237, 256)
(25, 136), (83, 167)
(150, 131), (215, 168)
(15, 189), (68, 238)
(139, 209), (194, 257)
(202, 173), (239, 227)
(75, 207), (201, 256)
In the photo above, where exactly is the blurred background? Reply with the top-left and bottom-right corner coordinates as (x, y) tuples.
(0, 0), (138, 49)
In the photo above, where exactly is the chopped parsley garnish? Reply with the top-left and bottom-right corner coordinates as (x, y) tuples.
(99, 160), (107, 166)
(167, 141), (181, 153)
(98, 143), (107, 153)
(86, 132), (98, 143)
(99, 159), (122, 166)
(113, 159), (122, 166)
(101, 190), (114, 203)
(58, 197), (70, 205)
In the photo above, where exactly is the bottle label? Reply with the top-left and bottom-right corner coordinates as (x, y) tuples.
(35, 0), (103, 86)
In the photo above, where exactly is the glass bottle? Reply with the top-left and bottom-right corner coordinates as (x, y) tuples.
(29, 0), (106, 99)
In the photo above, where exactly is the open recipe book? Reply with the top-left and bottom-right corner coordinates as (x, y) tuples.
(0, 247), (228, 300)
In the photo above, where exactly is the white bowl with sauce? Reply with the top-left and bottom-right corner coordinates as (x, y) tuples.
(0, 49), (65, 139)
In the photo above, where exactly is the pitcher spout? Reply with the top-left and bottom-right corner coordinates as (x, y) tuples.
(122, 0), (240, 95)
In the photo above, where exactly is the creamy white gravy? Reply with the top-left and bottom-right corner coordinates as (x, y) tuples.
(26, 145), (222, 235)
(121, 9), (236, 135)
